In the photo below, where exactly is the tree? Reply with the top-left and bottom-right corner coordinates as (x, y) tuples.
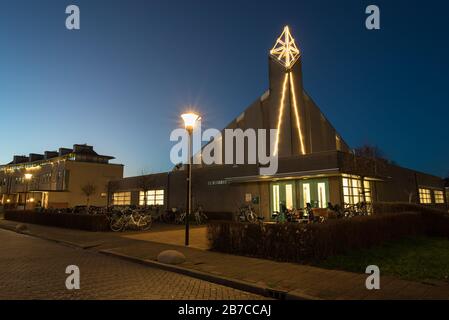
(354, 144), (387, 160)
(81, 183), (97, 208)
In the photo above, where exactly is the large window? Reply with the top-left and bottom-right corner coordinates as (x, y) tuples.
(113, 192), (131, 206)
(434, 190), (445, 204)
(272, 185), (280, 212)
(139, 189), (164, 206)
(419, 188), (432, 204)
(342, 176), (372, 205)
(317, 182), (327, 208)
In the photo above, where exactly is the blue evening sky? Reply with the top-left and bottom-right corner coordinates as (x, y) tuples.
(1, 0), (448, 177)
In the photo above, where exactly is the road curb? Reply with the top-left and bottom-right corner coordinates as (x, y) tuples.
(0, 222), (96, 249)
(99, 249), (319, 300)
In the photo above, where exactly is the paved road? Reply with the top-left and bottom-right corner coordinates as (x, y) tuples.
(0, 229), (265, 300)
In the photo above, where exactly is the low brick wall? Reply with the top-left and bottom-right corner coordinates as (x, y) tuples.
(4, 210), (109, 232)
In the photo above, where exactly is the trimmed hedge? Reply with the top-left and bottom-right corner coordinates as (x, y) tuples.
(208, 210), (449, 263)
(205, 211), (234, 221)
(4, 210), (109, 232)
(372, 202), (448, 215)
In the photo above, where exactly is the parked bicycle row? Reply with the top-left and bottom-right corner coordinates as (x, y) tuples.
(236, 201), (373, 224)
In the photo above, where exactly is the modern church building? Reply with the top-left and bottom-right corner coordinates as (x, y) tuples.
(111, 26), (447, 217)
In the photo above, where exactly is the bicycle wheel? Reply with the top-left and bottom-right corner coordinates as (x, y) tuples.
(139, 215), (152, 231)
(246, 211), (257, 223)
(110, 216), (124, 232)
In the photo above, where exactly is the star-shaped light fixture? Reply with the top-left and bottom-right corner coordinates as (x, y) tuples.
(270, 26), (301, 69)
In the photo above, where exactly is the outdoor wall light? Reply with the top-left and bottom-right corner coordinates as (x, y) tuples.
(24, 173), (33, 180)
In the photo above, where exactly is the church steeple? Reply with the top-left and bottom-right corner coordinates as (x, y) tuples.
(270, 26), (301, 70)
(270, 26), (306, 156)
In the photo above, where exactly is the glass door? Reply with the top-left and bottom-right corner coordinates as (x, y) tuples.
(270, 182), (296, 214)
(272, 184), (280, 213)
(298, 179), (329, 208)
(302, 183), (311, 208)
(317, 182), (327, 208)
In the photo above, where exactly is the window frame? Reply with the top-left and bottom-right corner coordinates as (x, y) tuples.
(418, 188), (432, 204)
(112, 192), (131, 206)
(139, 189), (164, 206)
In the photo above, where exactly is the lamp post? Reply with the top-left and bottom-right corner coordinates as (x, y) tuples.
(24, 173), (33, 211)
(181, 112), (200, 246)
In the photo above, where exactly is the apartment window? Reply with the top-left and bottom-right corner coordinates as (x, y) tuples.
(418, 188), (432, 204)
(342, 176), (372, 205)
(139, 190), (164, 206)
(112, 192), (131, 206)
(363, 180), (372, 203)
(434, 190), (445, 204)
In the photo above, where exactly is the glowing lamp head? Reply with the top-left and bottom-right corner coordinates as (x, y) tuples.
(24, 173), (33, 180)
(6, 199), (11, 203)
(29, 198), (34, 203)
(181, 113), (200, 131)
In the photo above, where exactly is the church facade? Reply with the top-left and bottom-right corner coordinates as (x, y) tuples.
(110, 26), (447, 217)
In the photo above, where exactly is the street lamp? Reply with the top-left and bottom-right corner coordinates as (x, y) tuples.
(24, 173), (33, 211)
(181, 112), (200, 246)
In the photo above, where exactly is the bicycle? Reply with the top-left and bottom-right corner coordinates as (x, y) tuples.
(110, 208), (152, 232)
(237, 204), (257, 223)
(193, 205), (208, 225)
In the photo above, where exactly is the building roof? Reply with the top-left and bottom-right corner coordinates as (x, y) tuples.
(0, 144), (115, 168)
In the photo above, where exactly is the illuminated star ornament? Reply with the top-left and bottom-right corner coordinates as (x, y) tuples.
(272, 26), (306, 156)
(270, 26), (301, 69)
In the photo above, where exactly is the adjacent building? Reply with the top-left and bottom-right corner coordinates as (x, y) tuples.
(0, 144), (123, 209)
(110, 26), (447, 218)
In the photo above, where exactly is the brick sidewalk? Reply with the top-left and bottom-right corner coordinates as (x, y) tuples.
(1, 218), (448, 300)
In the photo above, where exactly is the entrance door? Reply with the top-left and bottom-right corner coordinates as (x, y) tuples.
(302, 183), (311, 208)
(272, 184), (280, 213)
(317, 182), (327, 208)
(298, 179), (329, 208)
(270, 182), (296, 214)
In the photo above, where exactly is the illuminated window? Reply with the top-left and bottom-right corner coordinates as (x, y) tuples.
(419, 188), (432, 204)
(285, 184), (293, 210)
(363, 180), (372, 203)
(342, 176), (372, 205)
(317, 182), (327, 208)
(112, 192), (131, 206)
(434, 190), (445, 204)
(139, 190), (164, 206)
(302, 183), (311, 208)
(272, 185), (280, 212)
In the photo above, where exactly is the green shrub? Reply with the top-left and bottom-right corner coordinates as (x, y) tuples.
(208, 210), (449, 263)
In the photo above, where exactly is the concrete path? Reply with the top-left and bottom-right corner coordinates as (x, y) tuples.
(122, 224), (210, 250)
(1, 218), (448, 300)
